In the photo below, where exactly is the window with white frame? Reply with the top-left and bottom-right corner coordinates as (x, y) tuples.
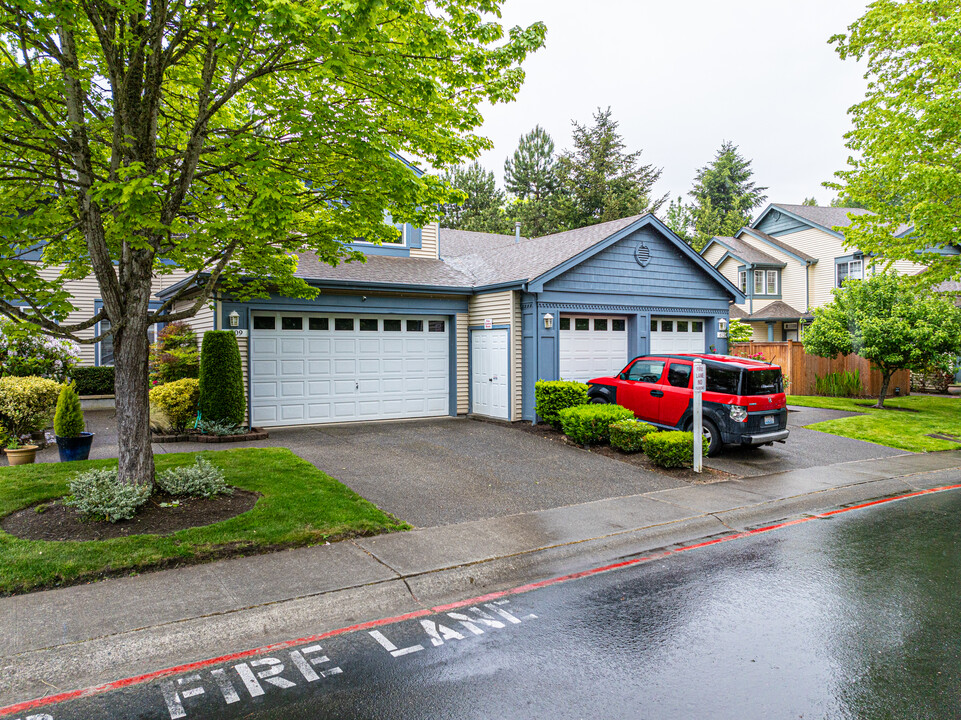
(738, 270), (747, 293)
(752, 269), (780, 295)
(766, 269), (778, 295)
(754, 270), (765, 294)
(836, 258), (864, 287)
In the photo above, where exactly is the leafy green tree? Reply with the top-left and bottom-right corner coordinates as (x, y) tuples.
(663, 196), (694, 244)
(830, 194), (868, 210)
(801, 197), (818, 206)
(0, 0), (544, 487)
(438, 163), (512, 233)
(727, 318), (754, 344)
(555, 108), (665, 229)
(830, 0), (961, 283)
(689, 141), (768, 249)
(803, 272), (961, 408)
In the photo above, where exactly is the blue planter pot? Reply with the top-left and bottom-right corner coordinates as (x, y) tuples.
(56, 432), (94, 462)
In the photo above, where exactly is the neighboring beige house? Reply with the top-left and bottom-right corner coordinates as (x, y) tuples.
(700, 203), (941, 342)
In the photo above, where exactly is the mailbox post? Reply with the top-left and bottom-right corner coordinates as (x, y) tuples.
(692, 358), (705, 473)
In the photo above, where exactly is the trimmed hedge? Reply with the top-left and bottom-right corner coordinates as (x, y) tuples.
(535, 380), (589, 429)
(609, 419), (657, 453)
(198, 331), (246, 427)
(72, 366), (115, 396)
(558, 403), (635, 446)
(642, 431), (708, 468)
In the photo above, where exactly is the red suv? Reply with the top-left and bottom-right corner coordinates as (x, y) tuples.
(585, 354), (789, 456)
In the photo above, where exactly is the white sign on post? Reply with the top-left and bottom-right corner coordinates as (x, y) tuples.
(692, 358), (704, 473)
(484, 318), (493, 330)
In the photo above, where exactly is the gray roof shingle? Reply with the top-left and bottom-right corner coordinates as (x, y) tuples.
(772, 203), (913, 237)
(294, 252), (474, 288)
(438, 228), (520, 258)
(747, 300), (813, 321)
(442, 215), (645, 286)
(707, 236), (784, 266)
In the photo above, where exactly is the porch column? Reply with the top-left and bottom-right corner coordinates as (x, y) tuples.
(766, 321), (775, 341)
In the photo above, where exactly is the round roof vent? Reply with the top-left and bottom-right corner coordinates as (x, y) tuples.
(634, 242), (651, 267)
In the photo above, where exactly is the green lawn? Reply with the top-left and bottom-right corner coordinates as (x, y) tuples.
(786, 395), (961, 452)
(0, 448), (408, 595)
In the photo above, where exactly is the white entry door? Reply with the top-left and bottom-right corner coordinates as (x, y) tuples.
(471, 328), (510, 419)
(650, 317), (706, 354)
(559, 315), (629, 382)
(250, 312), (449, 427)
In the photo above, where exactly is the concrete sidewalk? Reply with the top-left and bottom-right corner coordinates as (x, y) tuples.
(3, 450), (961, 706)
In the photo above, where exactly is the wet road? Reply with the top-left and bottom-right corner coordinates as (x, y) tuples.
(10, 486), (961, 720)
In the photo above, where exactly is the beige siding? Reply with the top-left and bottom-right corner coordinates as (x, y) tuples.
(237, 336), (250, 425)
(410, 222), (439, 260)
(468, 290), (513, 326)
(747, 321), (784, 342)
(770, 228), (847, 309)
(456, 312), (469, 414)
(512, 291), (522, 421)
(716, 255), (740, 286)
(171, 296), (216, 334)
(33, 266), (193, 366)
(703, 243), (728, 266)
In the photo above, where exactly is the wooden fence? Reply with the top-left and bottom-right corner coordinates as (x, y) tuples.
(729, 341), (911, 397)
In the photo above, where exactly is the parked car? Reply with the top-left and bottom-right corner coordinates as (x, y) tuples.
(586, 354), (789, 456)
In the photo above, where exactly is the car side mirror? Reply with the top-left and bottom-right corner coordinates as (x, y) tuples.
(618, 373), (627, 380)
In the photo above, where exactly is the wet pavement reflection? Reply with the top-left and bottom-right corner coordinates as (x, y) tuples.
(24, 487), (961, 720)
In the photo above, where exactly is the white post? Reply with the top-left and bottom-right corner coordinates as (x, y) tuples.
(692, 358), (704, 473)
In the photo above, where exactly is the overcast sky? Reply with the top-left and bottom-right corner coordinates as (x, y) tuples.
(473, 0), (870, 211)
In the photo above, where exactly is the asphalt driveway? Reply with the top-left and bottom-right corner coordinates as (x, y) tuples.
(704, 405), (906, 477)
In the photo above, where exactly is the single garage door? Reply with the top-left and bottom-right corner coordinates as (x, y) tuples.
(650, 317), (705, 354)
(559, 315), (629, 382)
(250, 312), (449, 426)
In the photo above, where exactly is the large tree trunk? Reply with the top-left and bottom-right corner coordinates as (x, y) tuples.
(875, 370), (892, 409)
(112, 288), (156, 488)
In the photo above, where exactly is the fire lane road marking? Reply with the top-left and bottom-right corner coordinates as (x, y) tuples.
(3, 482), (960, 720)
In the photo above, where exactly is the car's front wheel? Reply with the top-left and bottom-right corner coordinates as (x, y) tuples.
(689, 418), (721, 457)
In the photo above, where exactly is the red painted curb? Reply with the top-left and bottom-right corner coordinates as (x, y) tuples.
(3, 482), (960, 717)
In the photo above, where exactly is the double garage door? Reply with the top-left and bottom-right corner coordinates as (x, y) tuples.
(559, 314), (707, 382)
(250, 312), (449, 427)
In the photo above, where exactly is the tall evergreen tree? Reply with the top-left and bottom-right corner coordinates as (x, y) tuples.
(663, 196), (693, 243)
(802, 197), (818, 206)
(438, 163), (511, 233)
(555, 108), (666, 229)
(504, 125), (558, 201)
(688, 141), (768, 249)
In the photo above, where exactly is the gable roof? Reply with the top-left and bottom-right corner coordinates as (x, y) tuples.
(753, 203), (913, 240)
(293, 252), (474, 289)
(738, 227), (816, 263)
(747, 300), (813, 321)
(702, 236), (784, 267)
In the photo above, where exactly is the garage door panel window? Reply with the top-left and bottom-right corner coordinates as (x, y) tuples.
(692, 321), (703, 332)
(335, 318), (354, 331)
(677, 321), (688, 332)
(384, 319), (402, 332)
(254, 316), (275, 330)
(282, 317), (303, 330)
(360, 319), (378, 331)
(661, 321), (673, 332)
(594, 319), (607, 331)
(612, 319), (625, 332)
(309, 317), (329, 331)
(407, 320), (423, 332)
(428, 320), (445, 332)
(574, 319), (590, 331)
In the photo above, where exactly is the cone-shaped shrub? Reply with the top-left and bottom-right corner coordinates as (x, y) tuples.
(53, 382), (85, 437)
(198, 331), (246, 427)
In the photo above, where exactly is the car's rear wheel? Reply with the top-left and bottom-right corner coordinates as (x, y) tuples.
(689, 418), (721, 457)
(590, 396), (608, 404)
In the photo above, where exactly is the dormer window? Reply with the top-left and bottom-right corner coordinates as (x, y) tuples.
(752, 269), (779, 295)
(738, 270), (747, 293)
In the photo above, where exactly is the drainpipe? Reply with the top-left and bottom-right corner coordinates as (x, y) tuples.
(515, 221), (521, 244)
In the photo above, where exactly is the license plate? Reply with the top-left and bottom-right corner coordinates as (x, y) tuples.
(763, 415), (776, 426)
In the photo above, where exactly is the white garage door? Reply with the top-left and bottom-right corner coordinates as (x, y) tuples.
(250, 312), (449, 427)
(650, 317), (705, 354)
(559, 315), (629, 382)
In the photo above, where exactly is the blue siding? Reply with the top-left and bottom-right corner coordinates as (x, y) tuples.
(754, 211), (809, 237)
(544, 227), (730, 300)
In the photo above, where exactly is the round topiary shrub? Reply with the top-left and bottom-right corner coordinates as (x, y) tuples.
(609, 419), (657, 453)
(558, 403), (635, 446)
(0, 375), (63, 440)
(534, 380), (589, 429)
(642, 430), (708, 468)
(149, 378), (200, 432)
(198, 331), (246, 427)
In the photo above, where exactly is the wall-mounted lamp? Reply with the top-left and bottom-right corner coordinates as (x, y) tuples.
(543, 313), (554, 330)
(228, 310), (240, 328)
(717, 318), (728, 332)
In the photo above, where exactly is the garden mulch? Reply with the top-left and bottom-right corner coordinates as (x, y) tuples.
(511, 422), (734, 484)
(1, 488), (260, 541)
